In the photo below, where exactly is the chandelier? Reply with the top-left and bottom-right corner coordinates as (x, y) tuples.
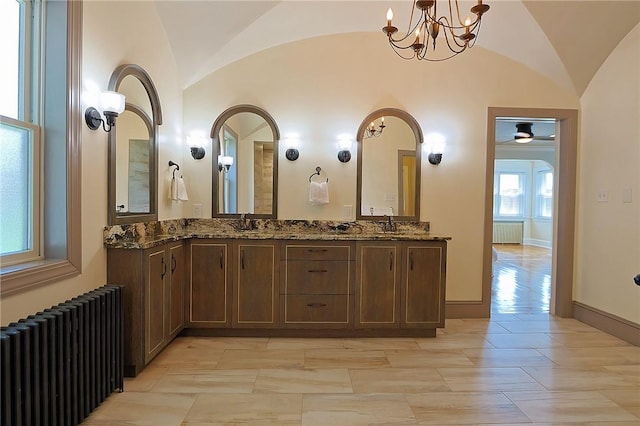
(364, 117), (386, 138)
(382, 0), (490, 61)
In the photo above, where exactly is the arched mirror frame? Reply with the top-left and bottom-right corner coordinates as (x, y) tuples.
(210, 104), (280, 219)
(356, 108), (423, 221)
(107, 64), (163, 225)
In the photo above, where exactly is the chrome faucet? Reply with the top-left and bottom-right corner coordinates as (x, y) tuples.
(239, 213), (254, 231)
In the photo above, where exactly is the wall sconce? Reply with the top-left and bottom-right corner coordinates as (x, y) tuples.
(425, 132), (446, 165)
(337, 137), (353, 163)
(84, 91), (125, 132)
(364, 117), (385, 138)
(187, 135), (207, 160)
(218, 155), (233, 172)
(284, 135), (300, 161)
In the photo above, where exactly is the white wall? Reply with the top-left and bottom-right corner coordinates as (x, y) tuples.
(183, 32), (579, 302)
(1, 1), (184, 324)
(577, 24), (640, 323)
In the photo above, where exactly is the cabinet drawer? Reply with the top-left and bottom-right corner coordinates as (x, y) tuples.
(285, 245), (351, 261)
(283, 295), (350, 324)
(284, 260), (350, 294)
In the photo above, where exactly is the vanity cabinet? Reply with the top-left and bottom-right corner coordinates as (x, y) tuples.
(187, 240), (232, 327)
(233, 241), (279, 328)
(355, 243), (401, 328)
(107, 241), (184, 376)
(187, 240), (279, 328)
(280, 242), (355, 328)
(355, 241), (447, 332)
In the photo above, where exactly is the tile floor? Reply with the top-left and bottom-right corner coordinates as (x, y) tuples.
(83, 245), (640, 425)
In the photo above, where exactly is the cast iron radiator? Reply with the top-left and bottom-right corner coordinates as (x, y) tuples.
(0, 284), (124, 426)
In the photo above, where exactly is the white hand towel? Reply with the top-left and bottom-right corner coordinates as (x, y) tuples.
(176, 176), (189, 201)
(170, 176), (178, 201)
(309, 181), (329, 205)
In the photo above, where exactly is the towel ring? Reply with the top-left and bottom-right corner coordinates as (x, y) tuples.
(169, 160), (180, 178)
(309, 166), (328, 183)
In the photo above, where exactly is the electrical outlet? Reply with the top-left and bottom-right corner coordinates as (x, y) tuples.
(597, 191), (608, 203)
(343, 205), (352, 221)
(193, 204), (203, 218)
(622, 188), (633, 203)
(385, 193), (396, 201)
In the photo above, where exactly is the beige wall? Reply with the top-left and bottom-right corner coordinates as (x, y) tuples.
(1, 1), (185, 324)
(577, 24), (640, 323)
(183, 32), (579, 302)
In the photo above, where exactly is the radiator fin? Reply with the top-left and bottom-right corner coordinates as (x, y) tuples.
(1, 285), (123, 426)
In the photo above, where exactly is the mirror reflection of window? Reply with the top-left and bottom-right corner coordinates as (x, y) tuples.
(222, 125), (238, 214)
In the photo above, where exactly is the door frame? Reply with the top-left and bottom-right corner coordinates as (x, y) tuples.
(483, 107), (578, 317)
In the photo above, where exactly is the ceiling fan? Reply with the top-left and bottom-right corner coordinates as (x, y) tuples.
(498, 121), (555, 144)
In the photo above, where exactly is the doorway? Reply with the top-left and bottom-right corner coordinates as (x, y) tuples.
(483, 107), (578, 318)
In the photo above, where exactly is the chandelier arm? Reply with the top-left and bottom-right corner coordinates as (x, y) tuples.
(388, 41), (419, 60)
(389, 19), (422, 45)
(442, 29), (468, 52)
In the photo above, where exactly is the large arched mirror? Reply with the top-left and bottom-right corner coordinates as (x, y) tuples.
(356, 108), (423, 221)
(108, 64), (162, 225)
(210, 105), (280, 218)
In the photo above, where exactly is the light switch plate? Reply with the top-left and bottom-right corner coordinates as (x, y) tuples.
(343, 205), (352, 221)
(597, 190), (608, 202)
(622, 188), (633, 203)
(193, 203), (203, 218)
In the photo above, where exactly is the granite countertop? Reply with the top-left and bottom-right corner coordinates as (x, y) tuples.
(104, 218), (451, 249)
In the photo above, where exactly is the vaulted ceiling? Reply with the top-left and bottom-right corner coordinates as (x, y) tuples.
(153, 1), (639, 95)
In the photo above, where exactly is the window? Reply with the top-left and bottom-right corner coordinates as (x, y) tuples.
(1, 1), (82, 295)
(535, 170), (553, 218)
(1, 0), (41, 265)
(494, 172), (525, 218)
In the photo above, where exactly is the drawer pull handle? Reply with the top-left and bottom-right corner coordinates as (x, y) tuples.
(307, 303), (327, 308)
(161, 256), (167, 279)
(220, 249), (224, 269)
(171, 253), (177, 273)
(307, 249), (328, 253)
(410, 252), (414, 271)
(389, 251), (393, 271)
(308, 269), (328, 273)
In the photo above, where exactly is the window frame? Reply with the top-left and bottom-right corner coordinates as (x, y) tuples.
(534, 168), (554, 220)
(493, 170), (527, 220)
(1, 0), (82, 296)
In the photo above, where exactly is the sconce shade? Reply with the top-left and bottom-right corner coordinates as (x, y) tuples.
(100, 91), (126, 114)
(218, 155), (234, 171)
(85, 90), (125, 132)
(338, 138), (353, 151)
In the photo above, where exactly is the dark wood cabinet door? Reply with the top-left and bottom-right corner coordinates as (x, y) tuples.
(190, 242), (230, 326)
(234, 243), (278, 327)
(168, 244), (184, 337)
(355, 244), (400, 328)
(403, 243), (446, 327)
(146, 249), (166, 360)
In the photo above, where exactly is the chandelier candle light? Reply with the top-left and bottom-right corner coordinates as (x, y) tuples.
(383, 0), (490, 61)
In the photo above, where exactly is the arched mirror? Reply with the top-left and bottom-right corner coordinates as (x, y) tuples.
(356, 108), (423, 221)
(210, 105), (280, 218)
(108, 64), (162, 225)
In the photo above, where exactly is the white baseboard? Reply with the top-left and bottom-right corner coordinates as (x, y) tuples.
(523, 238), (552, 249)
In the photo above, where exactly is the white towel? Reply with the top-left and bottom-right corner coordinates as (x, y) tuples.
(170, 176), (189, 202)
(309, 181), (329, 205)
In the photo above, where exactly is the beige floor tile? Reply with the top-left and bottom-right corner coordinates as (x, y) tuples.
(385, 349), (474, 368)
(436, 367), (546, 392)
(462, 348), (555, 367)
(122, 366), (169, 392)
(599, 389), (640, 418)
(550, 331), (634, 348)
(215, 349), (304, 369)
(182, 394), (302, 424)
(254, 368), (353, 393)
(497, 318), (606, 334)
(266, 337), (345, 350)
(304, 349), (390, 369)
(343, 337), (421, 350)
(416, 333), (492, 350)
(150, 369), (257, 393)
(83, 391), (195, 425)
(350, 368), (450, 393)
(440, 318), (510, 334)
(506, 390), (639, 423)
(537, 346), (640, 367)
(485, 333), (560, 349)
(405, 391), (530, 424)
(302, 394), (417, 425)
(524, 365), (640, 391)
